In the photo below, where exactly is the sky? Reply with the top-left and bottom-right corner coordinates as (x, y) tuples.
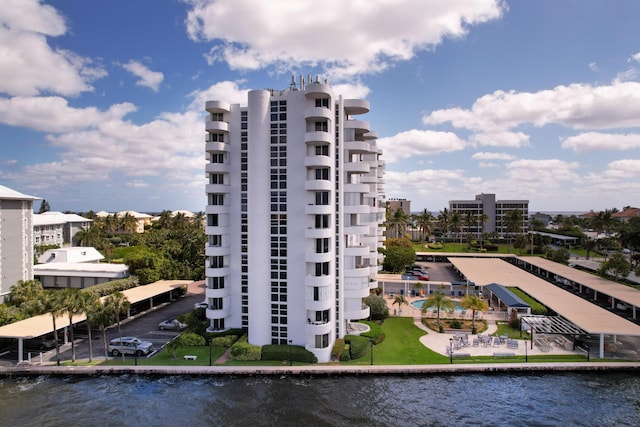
(1, 0), (640, 214)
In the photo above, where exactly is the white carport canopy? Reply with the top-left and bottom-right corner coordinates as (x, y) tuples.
(449, 257), (640, 358)
(0, 280), (191, 361)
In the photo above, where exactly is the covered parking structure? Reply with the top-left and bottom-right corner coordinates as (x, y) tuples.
(0, 280), (191, 363)
(512, 256), (640, 321)
(520, 315), (586, 353)
(485, 283), (531, 315)
(449, 257), (640, 358)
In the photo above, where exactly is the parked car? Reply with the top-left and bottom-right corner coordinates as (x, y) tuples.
(194, 301), (208, 309)
(411, 271), (430, 281)
(158, 319), (187, 331)
(411, 265), (426, 271)
(108, 337), (153, 357)
(25, 336), (58, 351)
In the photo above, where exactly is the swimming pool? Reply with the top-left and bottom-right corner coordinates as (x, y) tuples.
(410, 299), (463, 311)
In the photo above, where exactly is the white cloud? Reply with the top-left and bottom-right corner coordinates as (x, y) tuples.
(187, 80), (251, 110)
(614, 67), (639, 83)
(0, 1), (106, 97)
(377, 129), (467, 163)
(471, 152), (516, 161)
(121, 60), (164, 92)
(606, 159), (640, 177)
(469, 131), (529, 147)
(505, 158), (580, 183)
(562, 132), (640, 152)
(185, 0), (504, 78)
(423, 80), (640, 132)
(589, 62), (598, 72)
(330, 82), (371, 99)
(126, 180), (149, 189)
(628, 52), (640, 63)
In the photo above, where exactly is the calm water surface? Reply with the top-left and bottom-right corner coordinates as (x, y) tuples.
(1, 373), (639, 426)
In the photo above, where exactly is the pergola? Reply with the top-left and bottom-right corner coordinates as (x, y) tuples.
(485, 283), (531, 315)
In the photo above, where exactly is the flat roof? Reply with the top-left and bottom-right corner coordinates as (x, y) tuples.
(34, 262), (128, 277)
(417, 252), (514, 258)
(485, 283), (529, 308)
(450, 257), (640, 336)
(0, 280), (191, 339)
(516, 256), (640, 308)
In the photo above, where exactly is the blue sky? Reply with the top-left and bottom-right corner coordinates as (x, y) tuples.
(1, 0), (639, 214)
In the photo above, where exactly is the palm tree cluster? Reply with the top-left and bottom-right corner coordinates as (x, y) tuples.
(4, 280), (130, 362)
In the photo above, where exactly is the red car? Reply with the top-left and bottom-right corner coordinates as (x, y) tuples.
(411, 271), (429, 281)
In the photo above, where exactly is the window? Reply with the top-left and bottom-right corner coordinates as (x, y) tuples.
(207, 214), (218, 227)
(315, 121), (328, 132)
(209, 194), (224, 205)
(209, 235), (222, 247)
(210, 256), (224, 268)
(315, 334), (329, 349)
(210, 112), (223, 121)
(211, 298), (223, 310)
(212, 319), (225, 330)
(315, 168), (329, 180)
(313, 287), (320, 301)
(208, 277), (224, 289)
(315, 214), (329, 229)
(315, 262), (329, 276)
(209, 174), (224, 184)
(315, 145), (329, 156)
(315, 191), (329, 205)
(316, 238), (329, 253)
(315, 98), (330, 108)
(210, 153), (224, 163)
(209, 133), (224, 142)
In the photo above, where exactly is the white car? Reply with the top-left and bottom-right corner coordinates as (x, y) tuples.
(194, 301), (208, 309)
(108, 337), (153, 357)
(158, 319), (187, 331)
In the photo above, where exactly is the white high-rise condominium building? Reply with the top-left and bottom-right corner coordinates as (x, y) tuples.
(204, 77), (386, 362)
(449, 193), (529, 237)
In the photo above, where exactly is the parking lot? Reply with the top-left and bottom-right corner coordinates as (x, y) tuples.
(3, 282), (206, 365)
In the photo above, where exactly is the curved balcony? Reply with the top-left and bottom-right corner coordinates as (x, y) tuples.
(206, 266), (230, 277)
(205, 141), (229, 153)
(343, 204), (371, 214)
(371, 265), (382, 275)
(304, 227), (333, 239)
(205, 245), (231, 257)
(205, 100), (231, 113)
(363, 131), (378, 140)
(304, 106), (333, 121)
(344, 140), (371, 154)
(343, 265), (370, 278)
(205, 204), (230, 214)
(343, 224), (368, 235)
(305, 179), (332, 191)
(344, 286), (370, 300)
(304, 82), (333, 99)
(305, 204), (333, 215)
(305, 251), (332, 264)
(206, 307), (229, 319)
(344, 245), (370, 257)
(205, 225), (230, 236)
(344, 119), (370, 134)
(205, 183), (230, 194)
(304, 155), (332, 168)
(344, 183), (370, 194)
(205, 288), (228, 299)
(360, 173), (378, 184)
(344, 305), (370, 321)
(305, 320), (333, 336)
(344, 162), (371, 174)
(304, 297), (332, 312)
(344, 99), (370, 115)
(205, 120), (229, 133)
(304, 131), (333, 145)
(305, 274), (333, 287)
(205, 163), (229, 174)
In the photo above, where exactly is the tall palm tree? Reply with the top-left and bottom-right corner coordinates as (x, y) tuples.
(61, 288), (82, 362)
(104, 292), (130, 360)
(438, 208), (450, 239)
(387, 207), (410, 238)
(78, 292), (100, 362)
(449, 211), (463, 251)
(464, 211), (475, 248)
(43, 290), (66, 365)
(8, 280), (46, 316)
(460, 294), (488, 332)
(415, 209), (434, 242)
(476, 213), (489, 250)
(421, 290), (455, 327)
(119, 212), (138, 234)
(87, 300), (115, 360)
(503, 209), (523, 253)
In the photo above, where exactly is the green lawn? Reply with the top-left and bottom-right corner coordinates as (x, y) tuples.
(346, 317), (449, 365)
(98, 345), (227, 366)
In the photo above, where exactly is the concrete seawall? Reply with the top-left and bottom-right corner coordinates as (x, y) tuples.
(2, 362), (640, 377)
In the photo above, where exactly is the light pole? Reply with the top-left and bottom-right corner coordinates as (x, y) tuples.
(134, 341), (138, 366)
(209, 338), (213, 366)
(524, 336), (528, 363)
(288, 340), (293, 366)
(449, 338), (453, 364)
(370, 340), (374, 366)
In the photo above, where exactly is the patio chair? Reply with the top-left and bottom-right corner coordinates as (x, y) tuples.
(472, 338), (479, 347)
(493, 337), (501, 347)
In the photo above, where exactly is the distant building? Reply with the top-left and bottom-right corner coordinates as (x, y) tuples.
(530, 212), (552, 227)
(387, 198), (411, 216)
(95, 210), (152, 233)
(33, 211), (92, 246)
(612, 207), (640, 223)
(0, 185), (39, 302)
(449, 193), (529, 237)
(203, 77), (385, 362)
(34, 246), (129, 289)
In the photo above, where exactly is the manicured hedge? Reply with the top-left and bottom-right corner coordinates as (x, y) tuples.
(210, 335), (238, 347)
(229, 335), (261, 361)
(80, 277), (139, 297)
(360, 321), (385, 344)
(345, 334), (372, 360)
(261, 344), (317, 363)
(332, 338), (346, 360)
(178, 332), (206, 346)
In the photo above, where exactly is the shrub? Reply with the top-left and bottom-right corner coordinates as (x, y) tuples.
(448, 319), (462, 329)
(80, 277), (139, 298)
(427, 242), (443, 250)
(361, 321), (385, 344)
(229, 335), (261, 361)
(345, 334), (372, 360)
(178, 332), (206, 346)
(261, 344), (317, 363)
(210, 335), (238, 347)
(484, 244), (499, 251)
(340, 344), (351, 361)
(509, 288), (548, 315)
(332, 338), (346, 360)
(363, 295), (389, 320)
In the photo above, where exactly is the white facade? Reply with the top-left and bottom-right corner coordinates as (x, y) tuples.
(449, 193), (529, 237)
(204, 77), (385, 362)
(0, 185), (39, 302)
(33, 211), (92, 247)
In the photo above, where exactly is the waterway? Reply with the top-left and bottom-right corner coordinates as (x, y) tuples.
(1, 372), (639, 426)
